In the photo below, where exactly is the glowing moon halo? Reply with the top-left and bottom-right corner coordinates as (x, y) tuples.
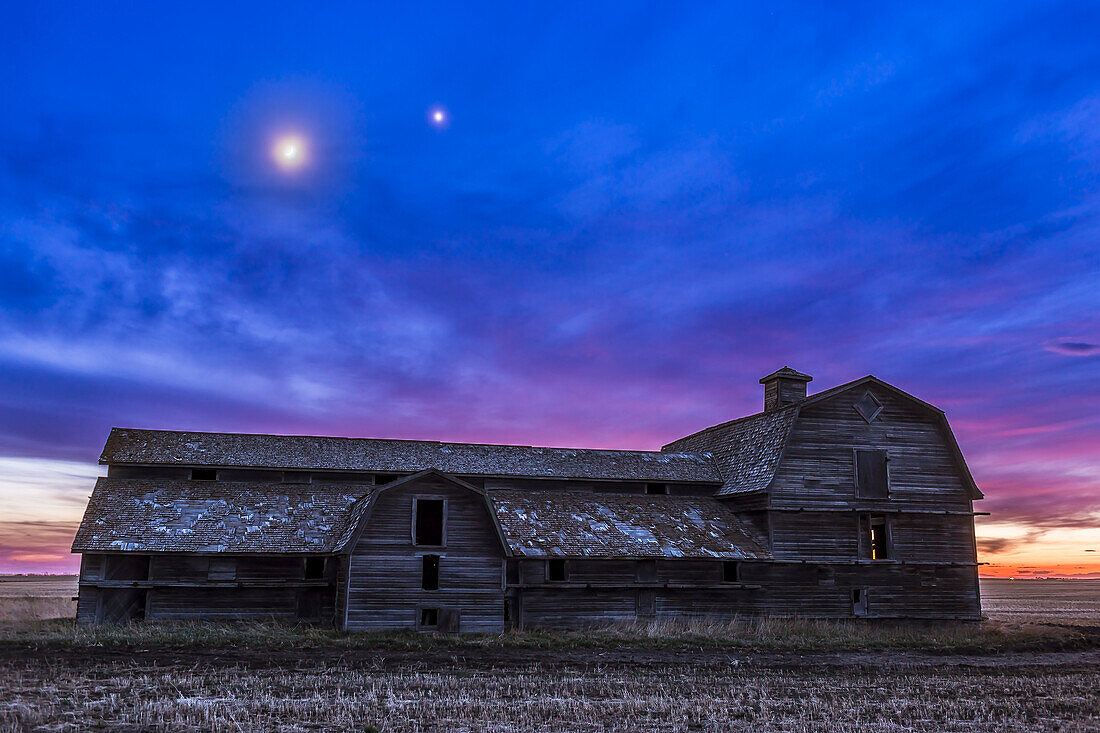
(273, 135), (307, 169)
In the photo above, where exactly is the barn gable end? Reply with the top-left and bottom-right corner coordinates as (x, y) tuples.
(344, 470), (508, 633)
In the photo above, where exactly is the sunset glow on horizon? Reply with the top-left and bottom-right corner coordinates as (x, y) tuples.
(1, 4), (1097, 578)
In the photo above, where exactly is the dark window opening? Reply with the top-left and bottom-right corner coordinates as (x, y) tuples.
(859, 515), (891, 560)
(413, 497), (444, 541)
(190, 468), (217, 481)
(636, 559), (657, 583)
(375, 473), (398, 485)
(547, 558), (567, 582)
(723, 561), (740, 583)
(105, 555), (150, 581)
(422, 554), (440, 591)
(414, 499), (445, 546)
(645, 483), (668, 495)
(100, 589), (147, 624)
(852, 588), (868, 617)
(304, 557), (326, 580)
(420, 608), (439, 627)
(855, 449), (889, 498)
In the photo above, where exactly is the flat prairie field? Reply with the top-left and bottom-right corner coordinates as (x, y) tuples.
(0, 577), (1097, 732)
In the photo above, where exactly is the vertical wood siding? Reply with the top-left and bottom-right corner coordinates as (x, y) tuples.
(347, 476), (505, 632)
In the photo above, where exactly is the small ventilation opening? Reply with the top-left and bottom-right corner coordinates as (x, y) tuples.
(547, 559), (567, 582)
(420, 608), (439, 627)
(422, 554), (440, 591)
(190, 468), (217, 481)
(723, 561), (740, 582)
(852, 587), (869, 616)
(304, 557), (326, 580)
(645, 483), (668, 495)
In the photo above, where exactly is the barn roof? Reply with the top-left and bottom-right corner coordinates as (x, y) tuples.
(71, 478), (371, 553)
(100, 428), (723, 484)
(661, 405), (798, 496)
(488, 490), (770, 559)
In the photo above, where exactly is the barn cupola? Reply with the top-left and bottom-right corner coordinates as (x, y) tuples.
(759, 366), (813, 411)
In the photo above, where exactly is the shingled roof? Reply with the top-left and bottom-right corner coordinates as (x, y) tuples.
(100, 428), (722, 484)
(488, 490), (770, 559)
(71, 478), (372, 553)
(661, 405), (798, 496)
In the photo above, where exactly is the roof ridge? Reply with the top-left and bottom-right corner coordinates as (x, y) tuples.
(108, 426), (708, 458)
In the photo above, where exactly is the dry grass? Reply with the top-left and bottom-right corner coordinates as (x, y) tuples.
(1, 577), (1097, 731)
(981, 579), (1100, 626)
(1, 651), (1096, 731)
(1, 614), (1094, 654)
(0, 597), (74, 623)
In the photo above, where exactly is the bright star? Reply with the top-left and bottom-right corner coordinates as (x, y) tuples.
(428, 106), (449, 129)
(273, 135), (307, 169)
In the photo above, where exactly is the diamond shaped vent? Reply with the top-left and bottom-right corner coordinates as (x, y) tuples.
(854, 391), (883, 423)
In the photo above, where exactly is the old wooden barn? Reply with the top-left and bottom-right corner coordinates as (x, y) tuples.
(71, 368), (984, 629)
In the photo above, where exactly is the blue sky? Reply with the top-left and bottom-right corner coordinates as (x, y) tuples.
(1, 2), (1098, 574)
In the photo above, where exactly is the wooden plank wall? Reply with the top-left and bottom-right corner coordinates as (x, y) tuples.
(756, 385), (980, 618)
(347, 476), (505, 633)
(510, 558), (980, 627)
(770, 388), (974, 511)
(75, 553), (339, 624)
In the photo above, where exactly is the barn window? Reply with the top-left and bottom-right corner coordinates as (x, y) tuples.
(104, 555), (150, 581)
(547, 559), (567, 582)
(419, 608), (439, 628)
(855, 449), (889, 498)
(304, 557), (326, 580)
(190, 468), (217, 481)
(723, 561), (741, 582)
(645, 483), (668, 495)
(636, 559), (657, 583)
(859, 514), (891, 560)
(422, 554), (440, 591)
(413, 498), (445, 546)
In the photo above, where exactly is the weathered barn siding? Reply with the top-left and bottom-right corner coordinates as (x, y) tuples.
(753, 386), (980, 619)
(346, 475), (505, 632)
(769, 387), (973, 511)
(73, 372), (985, 628)
(75, 552), (339, 623)
(740, 562), (980, 619)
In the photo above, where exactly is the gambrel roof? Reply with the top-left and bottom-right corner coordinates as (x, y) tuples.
(662, 375), (982, 499)
(100, 428), (722, 484)
(488, 490), (770, 559)
(71, 478), (372, 553)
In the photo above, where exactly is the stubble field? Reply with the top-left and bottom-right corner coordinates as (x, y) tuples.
(0, 576), (1097, 732)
